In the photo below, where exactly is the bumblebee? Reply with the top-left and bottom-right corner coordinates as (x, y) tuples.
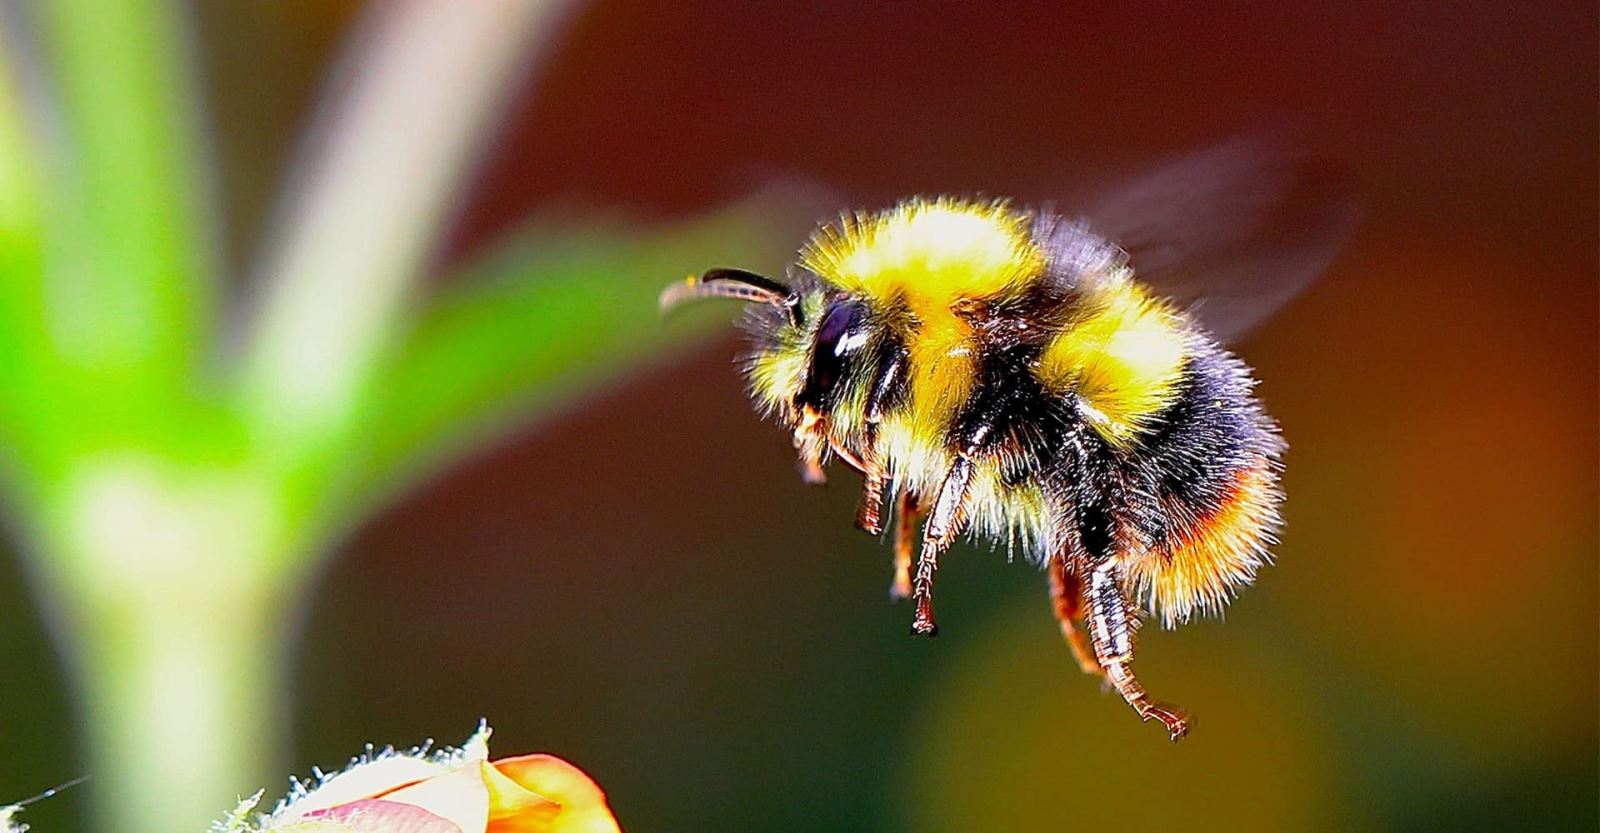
(662, 143), (1349, 740)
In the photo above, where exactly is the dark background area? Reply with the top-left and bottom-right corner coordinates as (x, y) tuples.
(2, 2), (1595, 830)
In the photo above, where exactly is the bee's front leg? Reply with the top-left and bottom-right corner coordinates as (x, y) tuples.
(853, 457), (888, 534)
(889, 490), (922, 600)
(852, 342), (908, 536)
(1086, 558), (1189, 741)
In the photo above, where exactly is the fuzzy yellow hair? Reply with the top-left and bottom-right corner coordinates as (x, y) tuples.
(1035, 273), (1188, 447)
(797, 198), (1044, 307)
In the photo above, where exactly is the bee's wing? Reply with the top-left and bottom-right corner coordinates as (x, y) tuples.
(1075, 137), (1358, 344)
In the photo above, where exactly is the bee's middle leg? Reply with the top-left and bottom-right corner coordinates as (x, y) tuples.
(1087, 559), (1189, 741)
(910, 456), (976, 637)
(909, 386), (1010, 638)
(1047, 555), (1103, 677)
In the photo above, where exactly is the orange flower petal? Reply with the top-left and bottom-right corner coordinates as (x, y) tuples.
(289, 799), (464, 833)
(485, 755), (620, 833)
(480, 760), (562, 829)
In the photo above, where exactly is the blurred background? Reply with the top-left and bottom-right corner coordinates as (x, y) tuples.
(0, 1), (1594, 831)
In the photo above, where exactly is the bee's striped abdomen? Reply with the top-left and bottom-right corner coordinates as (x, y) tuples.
(1122, 341), (1286, 626)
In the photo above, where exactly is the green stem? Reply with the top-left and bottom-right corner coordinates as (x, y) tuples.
(239, 0), (574, 486)
(71, 580), (289, 833)
(41, 456), (296, 833)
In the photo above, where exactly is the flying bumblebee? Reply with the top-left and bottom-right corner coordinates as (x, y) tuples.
(661, 141), (1351, 740)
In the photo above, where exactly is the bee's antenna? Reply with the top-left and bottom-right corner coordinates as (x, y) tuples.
(10, 775), (89, 808)
(660, 268), (800, 324)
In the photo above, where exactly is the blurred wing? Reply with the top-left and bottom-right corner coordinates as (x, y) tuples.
(1075, 138), (1358, 343)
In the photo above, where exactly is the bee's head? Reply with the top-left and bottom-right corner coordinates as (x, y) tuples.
(661, 268), (876, 482)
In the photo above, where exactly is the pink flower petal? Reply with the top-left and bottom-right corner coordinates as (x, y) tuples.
(295, 799), (464, 833)
(375, 762), (491, 833)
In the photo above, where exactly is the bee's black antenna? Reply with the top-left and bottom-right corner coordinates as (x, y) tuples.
(10, 775), (90, 808)
(660, 268), (801, 325)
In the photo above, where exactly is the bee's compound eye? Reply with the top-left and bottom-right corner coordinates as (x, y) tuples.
(817, 300), (865, 356)
(799, 300), (869, 409)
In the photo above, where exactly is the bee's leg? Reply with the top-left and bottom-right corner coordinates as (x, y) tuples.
(853, 462), (888, 535)
(909, 384), (1009, 637)
(889, 489), (922, 600)
(794, 405), (829, 485)
(853, 341), (909, 536)
(1086, 559), (1189, 741)
(1047, 555), (1103, 677)
(910, 456), (976, 637)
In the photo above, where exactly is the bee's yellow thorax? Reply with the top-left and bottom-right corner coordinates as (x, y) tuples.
(798, 198), (1044, 314)
(1037, 274), (1188, 446)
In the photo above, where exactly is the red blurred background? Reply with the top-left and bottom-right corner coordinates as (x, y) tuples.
(3, 2), (1594, 830)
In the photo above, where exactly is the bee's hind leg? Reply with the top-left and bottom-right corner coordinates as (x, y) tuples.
(1047, 555), (1103, 677)
(1086, 558), (1190, 741)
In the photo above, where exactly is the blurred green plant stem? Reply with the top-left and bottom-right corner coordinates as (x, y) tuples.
(0, 2), (803, 831)
(42, 459), (291, 833)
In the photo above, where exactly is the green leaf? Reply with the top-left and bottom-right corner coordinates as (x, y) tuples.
(37, 0), (213, 393)
(0, 27), (56, 504)
(236, 1), (575, 461)
(335, 195), (816, 522)
(0, 32), (39, 242)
